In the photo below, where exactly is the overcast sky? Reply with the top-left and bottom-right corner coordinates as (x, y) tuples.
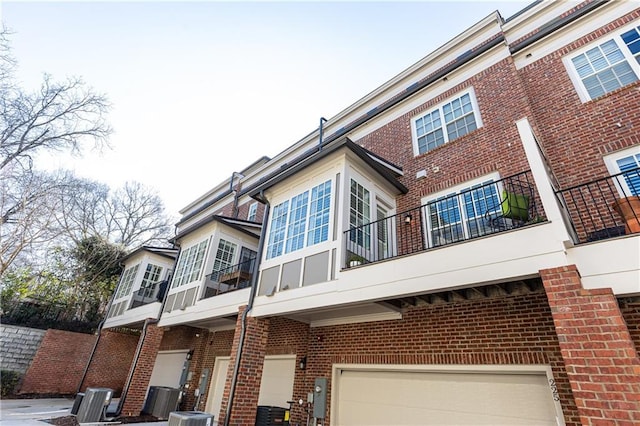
(1, 0), (531, 217)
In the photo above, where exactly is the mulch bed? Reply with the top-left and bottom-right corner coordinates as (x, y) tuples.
(46, 414), (162, 425)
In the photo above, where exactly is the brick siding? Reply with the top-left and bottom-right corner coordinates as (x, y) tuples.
(82, 329), (139, 395)
(19, 329), (96, 395)
(541, 266), (640, 425)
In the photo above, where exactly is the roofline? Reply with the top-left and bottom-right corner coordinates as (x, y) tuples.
(247, 138), (408, 202)
(170, 215), (262, 243)
(119, 245), (179, 263)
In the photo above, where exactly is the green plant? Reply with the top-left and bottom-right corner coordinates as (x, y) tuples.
(1, 370), (21, 397)
(347, 254), (366, 266)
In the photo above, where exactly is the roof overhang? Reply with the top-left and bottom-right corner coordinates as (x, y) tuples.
(170, 215), (262, 244)
(247, 137), (407, 203)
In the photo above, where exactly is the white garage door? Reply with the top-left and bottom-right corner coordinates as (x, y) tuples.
(334, 368), (563, 425)
(258, 355), (296, 408)
(148, 350), (189, 389)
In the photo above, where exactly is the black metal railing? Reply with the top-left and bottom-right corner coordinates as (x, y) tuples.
(556, 167), (640, 244)
(344, 171), (545, 268)
(130, 279), (169, 309)
(201, 257), (256, 299)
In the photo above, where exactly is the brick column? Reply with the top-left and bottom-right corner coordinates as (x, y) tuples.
(219, 306), (270, 426)
(541, 265), (640, 425)
(120, 322), (164, 416)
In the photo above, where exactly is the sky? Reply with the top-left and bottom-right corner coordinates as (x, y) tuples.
(1, 0), (531, 218)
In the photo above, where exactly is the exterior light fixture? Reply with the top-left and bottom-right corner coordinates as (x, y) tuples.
(405, 214), (412, 224)
(299, 356), (307, 370)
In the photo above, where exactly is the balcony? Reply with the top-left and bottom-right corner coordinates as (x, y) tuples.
(130, 280), (169, 309)
(556, 167), (640, 244)
(201, 257), (256, 299)
(344, 171), (546, 268)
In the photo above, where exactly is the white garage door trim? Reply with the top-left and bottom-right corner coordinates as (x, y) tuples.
(331, 364), (565, 426)
(205, 356), (230, 418)
(257, 355), (296, 408)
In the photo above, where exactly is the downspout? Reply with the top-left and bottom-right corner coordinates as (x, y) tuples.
(113, 245), (180, 417)
(318, 117), (327, 151)
(113, 317), (157, 417)
(76, 270), (122, 394)
(224, 193), (270, 426)
(230, 172), (244, 219)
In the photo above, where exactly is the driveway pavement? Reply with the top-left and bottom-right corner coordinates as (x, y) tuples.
(0, 399), (167, 426)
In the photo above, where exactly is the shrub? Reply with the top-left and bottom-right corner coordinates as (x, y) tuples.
(1, 370), (21, 397)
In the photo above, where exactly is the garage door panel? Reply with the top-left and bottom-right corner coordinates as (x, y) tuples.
(336, 369), (560, 426)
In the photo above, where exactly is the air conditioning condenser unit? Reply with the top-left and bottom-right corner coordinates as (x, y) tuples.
(75, 388), (113, 423)
(167, 411), (214, 426)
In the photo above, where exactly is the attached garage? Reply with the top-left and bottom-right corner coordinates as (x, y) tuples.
(332, 365), (564, 425)
(258, 355), (296, 407)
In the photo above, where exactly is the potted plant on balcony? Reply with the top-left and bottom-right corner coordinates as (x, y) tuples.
(348, 254), (366, 268)
(612, 195), (640, 234)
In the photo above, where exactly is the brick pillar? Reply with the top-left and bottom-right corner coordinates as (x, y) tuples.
(541, 265), (640, 425)
(120, 322), (164, 416)
(219, 306), (270, 426)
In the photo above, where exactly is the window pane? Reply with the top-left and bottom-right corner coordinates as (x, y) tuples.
(349, 179), (371, 250)
(285, 192), (309, 253)
(266, 201), (289, 259)
(617, 155), (640, 196)
(212, 239), (237, 279)
(307, 180), (332, 246)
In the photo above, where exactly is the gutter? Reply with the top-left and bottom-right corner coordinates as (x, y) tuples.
(223, 194), (271, 426)
(509, 0), (609, 54)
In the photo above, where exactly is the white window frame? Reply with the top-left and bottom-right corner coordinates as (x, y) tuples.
(564, 22), (640, 103)
(410, 88), (483, 156)
(604, 145), (640, 197)
(265, 180), (333, 260)
(422, 173), (502, 247)
(212, 239), (237, 275)
(346, 175), (397, 262)
(247, 202), (258, 222)
(171, 239), (209, 288)
(139, 263), (163, 298)
(115, 264), (140, 298)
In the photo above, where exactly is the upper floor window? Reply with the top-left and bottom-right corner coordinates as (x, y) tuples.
(605, 146), (640, 197)
(139, 264), (163, 297)
(213, 239), (237, 274)
(411, 89), (481, 155)
(171, 240), (208, 288)
(247, 202), (258, 222)
(566, 23), (640, 101)
(115, 264), (139, 298)
(424, 175), (501, 246)
(266, 180), (332, 260)
(349, 179), (371, 250)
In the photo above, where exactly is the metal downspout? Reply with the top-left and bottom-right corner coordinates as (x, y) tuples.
(114, 246), (179, 417)
(318, 117), (327, 151)
(114, 317), (157, 417)
(224, 194), (270, 426)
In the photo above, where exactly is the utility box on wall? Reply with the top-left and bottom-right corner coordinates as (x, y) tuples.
(313, 378), (327, 419)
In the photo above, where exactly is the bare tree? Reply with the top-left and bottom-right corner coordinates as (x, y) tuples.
(0, 28), (111, 171)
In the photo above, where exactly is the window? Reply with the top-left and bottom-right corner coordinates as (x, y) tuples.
(266, 180), (332, 260)
(116, 264), (139, 298)
(307, 180), (332, 246)
(139, 264), (163, 298)
(411, 89), (481, 155)
(605, 146), (640, 197)
(171, 240), (209, 288)
(425, 176), (501, 246)
(213, 239), (237, 276)
(567, 23), (640, 101)
(247, 202), (258, 222)
(349, 179), (371, 250)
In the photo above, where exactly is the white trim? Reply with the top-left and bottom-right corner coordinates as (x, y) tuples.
(410, 87), (483, 156)
(562, 20), (640, 103)
(331, 363), (566, 426)
(310, 311), (402, 328)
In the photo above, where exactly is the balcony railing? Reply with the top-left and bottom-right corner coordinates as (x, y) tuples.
(130, 280), (169, 309)
(201, 257), (256, 299)
(344, 171), (545, 268)
(555, 167), (640, 244)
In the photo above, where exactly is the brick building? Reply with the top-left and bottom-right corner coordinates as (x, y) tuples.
(94, 1), (640, 425)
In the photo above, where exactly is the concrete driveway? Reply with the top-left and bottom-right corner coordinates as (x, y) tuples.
(0, 399), (168, 426)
